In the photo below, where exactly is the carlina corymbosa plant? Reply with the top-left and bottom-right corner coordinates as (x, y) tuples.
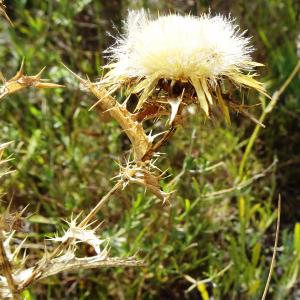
(67, 10), (267, 164)
(0, 8), (270, 299)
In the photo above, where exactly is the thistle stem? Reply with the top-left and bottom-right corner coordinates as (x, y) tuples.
(239, 59), (300, 179)
(79, 181), (123, 227)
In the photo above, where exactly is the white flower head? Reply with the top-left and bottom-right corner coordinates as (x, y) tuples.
(101, 10), (267, 122)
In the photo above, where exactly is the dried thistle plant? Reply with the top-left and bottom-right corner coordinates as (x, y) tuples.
(0, 9), (268, 299)
(64, 10), (267, 202)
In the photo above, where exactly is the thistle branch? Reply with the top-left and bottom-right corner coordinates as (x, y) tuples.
(39, 256), (144, 280)
(19, 180), (123, 290)
(79, 180), (123, 227)
(62, 64), (151, 161)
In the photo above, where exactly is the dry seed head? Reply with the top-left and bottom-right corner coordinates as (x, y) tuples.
(101, 10), (266, 120)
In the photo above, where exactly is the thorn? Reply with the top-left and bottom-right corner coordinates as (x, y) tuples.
(93, 220), (105, 231)
(19, 203), (30, 216)
(21, 249), (28, 266)
(73, 211), (83, 223)
(0, 141), (14, 150)
(89, 90), (115, 111)
(34, 66), (47, 79)
(10, 58), (25, 81)
(147, 130), (167, 143)
(20, 57), (25, 74)
(89, 99), (104, 111)
(0, 4), (14, 26)
(35, 82), (65, 89)
(12, 237), (27, 260)
(82, 218), (99, 229)
(61, 62), (86, 83)
(4, 231), (15, 246)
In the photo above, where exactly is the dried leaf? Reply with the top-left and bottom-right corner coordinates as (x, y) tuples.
(230, 72), (270, 98)
(134, 76), (159, 111)
(190, 76), (209, 116)
(117, 161), (172, 203)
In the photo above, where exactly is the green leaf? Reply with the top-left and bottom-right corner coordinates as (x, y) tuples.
(28, 214), (57, 225)
(293, 223), (300, 254)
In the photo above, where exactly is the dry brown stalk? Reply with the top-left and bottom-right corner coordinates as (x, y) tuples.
(62, 64), (152, 161)
(17, 179), (144, 292)
(38, 256), (144, 280)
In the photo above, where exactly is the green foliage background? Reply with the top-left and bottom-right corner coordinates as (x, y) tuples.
(0, 0), (300, 299)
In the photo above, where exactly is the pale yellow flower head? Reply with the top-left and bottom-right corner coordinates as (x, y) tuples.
(101, 10), (266, 121)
